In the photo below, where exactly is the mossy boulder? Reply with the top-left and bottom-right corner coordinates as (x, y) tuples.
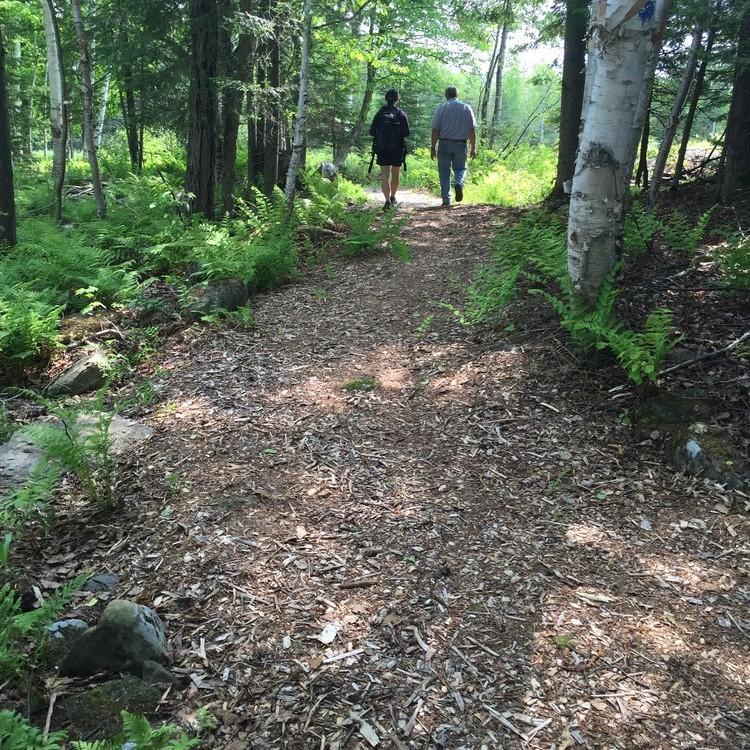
(60, 600), (168, 678)
(186, 278), (249, 318)
(59, 676), (162, 740)
(632, 390), (717, 436)
(666, 429), (750, 489)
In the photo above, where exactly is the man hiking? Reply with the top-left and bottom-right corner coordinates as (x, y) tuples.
(369, 89), (410, 211)
(430, 86), (477, 207)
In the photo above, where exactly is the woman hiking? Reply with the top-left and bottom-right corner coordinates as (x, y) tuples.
(369, 89), (410, 211)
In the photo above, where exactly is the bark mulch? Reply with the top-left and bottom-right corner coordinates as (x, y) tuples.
(13, 198), (750, 749)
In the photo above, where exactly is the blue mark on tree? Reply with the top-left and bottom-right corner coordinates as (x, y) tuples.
(639, 0), (655, 24)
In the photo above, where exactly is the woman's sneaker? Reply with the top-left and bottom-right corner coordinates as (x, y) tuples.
(390, 197), (398, 208)
(383, 200), (391, 212)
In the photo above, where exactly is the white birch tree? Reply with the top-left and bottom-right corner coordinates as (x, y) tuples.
(567, 0), (670, 307)
(41, 0), (67, 224)
(71, 0), (106, 218)
(284, 0), (313, 209)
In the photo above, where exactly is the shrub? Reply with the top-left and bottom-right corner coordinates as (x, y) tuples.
(466, 210), (682, 384)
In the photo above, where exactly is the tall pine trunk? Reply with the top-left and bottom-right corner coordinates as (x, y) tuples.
(186, 0), (219, 218)
(71, 0), (106, 218)
(489, 0), (511, 149)
(550, 0), (588, 198)
(219, 0), (253, 216)
(0, 28), (17, 248)
(284, 0), (313, 207)
(41, 0), (67, 224)
(672, 12), (718, 189)
(567, 0), (669, 307)
(720, 6), (750, 204)
(647, 25), (703, 208)
(333, 60), (375, 170)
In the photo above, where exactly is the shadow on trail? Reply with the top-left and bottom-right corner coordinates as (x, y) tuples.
(43, 204), (750, 748)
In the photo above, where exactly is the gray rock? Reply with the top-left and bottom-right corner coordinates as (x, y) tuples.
(47, 349), (109, 396)
(83, 573), (119, 593)
(666, 430), (749, 489)
(60, 600), (168, 677)
(320, 161), (338, 180)
(0, 429), (43, 494)
(0, 416), (153, 495)
(187, 278), (249, 318)
(47, 618), (89, 641)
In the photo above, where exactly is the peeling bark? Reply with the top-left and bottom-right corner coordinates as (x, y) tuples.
(567, 0), (670, 307)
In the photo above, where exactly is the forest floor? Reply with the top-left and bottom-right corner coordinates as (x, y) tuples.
(19, 199), (750, 749)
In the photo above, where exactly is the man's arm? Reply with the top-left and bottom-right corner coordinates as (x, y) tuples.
(468, 127), (477, 159)
(431, 128), (440, 159)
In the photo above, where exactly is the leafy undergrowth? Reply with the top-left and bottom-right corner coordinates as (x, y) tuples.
(1, 165), (405, 378)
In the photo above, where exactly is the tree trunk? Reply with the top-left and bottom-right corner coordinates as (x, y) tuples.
(284, 0), (313, 208)
(671, 13), (718, 189)
(94, 72), (110, 148)
(0, 28), (17, 248)
(333, 59), (375, 170)
(41, 0), (67, 225)
(550, 0), (588, 198)
(635, 97), (650, 189)
(647, 24), (703, 208)
(220, 0), (254, 215)
(479, 25), (501, 133)
(720, 5), (750, 204)
(71, 0), (106, 218)
(186, 0), (219, 218)
(489, 0), (511, 149)
(263, 1), (281, 196)
(567, 0), (670, 308)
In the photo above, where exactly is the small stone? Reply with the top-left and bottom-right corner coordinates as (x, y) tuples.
(47, 348), (109, 396)
(82, 574), (119, 593)
(46, 619), (89, 641)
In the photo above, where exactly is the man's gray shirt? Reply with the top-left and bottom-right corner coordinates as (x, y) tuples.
(431, 99), (477, 141)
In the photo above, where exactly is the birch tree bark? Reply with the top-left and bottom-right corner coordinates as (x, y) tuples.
(567, 0), (670, 307)
(94, 73), (110, 148)
(647, 24), (703, 208)
(0, 27), (17, 248)
(71, 0), (106, 218)
(284, 0), (313, 208)
(41, 0), (67, 224)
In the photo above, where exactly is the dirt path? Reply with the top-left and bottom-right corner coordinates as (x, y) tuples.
(51, 205), (750, 748)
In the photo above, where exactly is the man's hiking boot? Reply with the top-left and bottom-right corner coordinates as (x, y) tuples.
(441, 201), (451, 208)
(454, 183), (464, 203)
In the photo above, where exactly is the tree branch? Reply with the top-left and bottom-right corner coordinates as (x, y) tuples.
(659, 330), (750, 377)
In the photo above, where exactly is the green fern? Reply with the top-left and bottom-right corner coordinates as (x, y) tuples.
(26, 392), (116, 507)
(467, 212), (681, 384)
(0, 710), (66, 750)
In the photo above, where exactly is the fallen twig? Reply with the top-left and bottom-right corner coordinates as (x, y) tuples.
(659, 330), (750, 377)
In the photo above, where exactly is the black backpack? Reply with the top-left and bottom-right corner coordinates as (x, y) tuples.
(374, 106), (403, 153)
